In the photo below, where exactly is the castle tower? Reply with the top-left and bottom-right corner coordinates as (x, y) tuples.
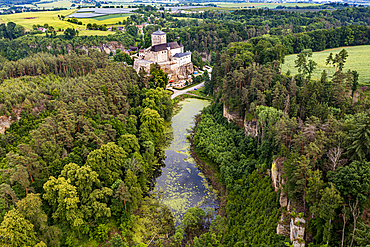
(151, 29), (166, 46)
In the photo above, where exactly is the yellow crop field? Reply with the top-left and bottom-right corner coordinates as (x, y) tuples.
(0, 9), (128, 33)
(0, 10), (78, 30)
(77, 14), (130, 26)
(282, 45), (370, 85)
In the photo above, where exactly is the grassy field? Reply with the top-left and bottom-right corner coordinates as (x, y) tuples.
(34, 0), (74, 8)
(281, 45), (370, 85)
(77, 13), (130, 26)
(0, 9), (128, 34)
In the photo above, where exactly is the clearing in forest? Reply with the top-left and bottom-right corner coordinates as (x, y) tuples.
(281, 45), (370, 85)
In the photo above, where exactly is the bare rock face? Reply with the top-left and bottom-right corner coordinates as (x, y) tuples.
(223, 104), (244, 127)
(279, 189), (288, 207)
(101, 41), (126, 55)
(160, 62), (194, 82)
(49, 41), (127, 55)
(271, 158), (306, 245)
(271, 160), (279, 191)
(0, 109), (21, 134)
(271, 158), (285, 191)
(176, 62), (194, 80)
(244, 120), (258, 137)
(276, 214), (290, 236)
(290, 217), (306, 247)
(0, 116), (11, 134)
(223, 104), (234, 123)
(199, 51), (211, 61)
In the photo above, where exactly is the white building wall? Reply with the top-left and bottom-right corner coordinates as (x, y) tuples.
(170, 48), (182, 56)
(152, 35), (167, 46)
(157, 50), (168, 62)
(144, 50), (168, 63)
(174, 54), (191, 66)
(182, 55), (191, 65)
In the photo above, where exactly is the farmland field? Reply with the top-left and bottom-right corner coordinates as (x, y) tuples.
(0, 10), (77, 30)
(34, 0), (74, 8)
(89, 13), (130, 21)
(215, 2), (320, 8)
(77, 14), (130, 26)
(14, 4), (35, 7)
(0, 9), (128, 33)
(281, 45), (370, 85)
(186, 2), (321, 11)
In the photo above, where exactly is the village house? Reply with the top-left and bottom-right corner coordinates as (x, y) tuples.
(38, 27), (48, 32)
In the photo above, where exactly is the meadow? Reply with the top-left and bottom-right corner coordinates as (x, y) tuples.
(281, 45), (370, 85)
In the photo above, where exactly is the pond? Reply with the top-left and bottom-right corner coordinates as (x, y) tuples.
(154, 98), (218, 225)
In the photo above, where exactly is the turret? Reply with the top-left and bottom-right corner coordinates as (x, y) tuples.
(151, 29), (166, 46)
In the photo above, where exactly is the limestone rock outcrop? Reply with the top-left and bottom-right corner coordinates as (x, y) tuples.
(34, 41), (127, 55)
(223, 104), (244, 127)
(276, 214), (290, 236)
(270, 158), (306, 244)
(271, 158), (285, 192)
(162, 62), (194, 81)
(244, 120), (258, 137)
(290, 217), (306, 247)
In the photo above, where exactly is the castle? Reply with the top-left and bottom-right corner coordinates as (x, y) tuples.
(133, 29), (193, 84)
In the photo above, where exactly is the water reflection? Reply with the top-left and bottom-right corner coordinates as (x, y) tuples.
(154, 98), (218, 225)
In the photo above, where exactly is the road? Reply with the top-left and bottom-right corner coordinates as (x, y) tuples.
(170, 81), (205, 100)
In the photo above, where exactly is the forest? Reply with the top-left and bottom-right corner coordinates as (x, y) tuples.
(0, 48), (177, 246)
(0, 3), (370, 247)
(194, 29), (370, 245)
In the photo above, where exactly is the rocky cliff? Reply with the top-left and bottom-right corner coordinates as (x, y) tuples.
(32, 41), (127, 55)
(271, 158), (306, 246)
(161, 62), (194, 81)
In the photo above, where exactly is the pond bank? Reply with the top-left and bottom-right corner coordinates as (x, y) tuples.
(189, 114), (227, 217)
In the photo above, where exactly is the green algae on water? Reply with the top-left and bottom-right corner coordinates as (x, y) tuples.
(154, 98), (217, 225)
